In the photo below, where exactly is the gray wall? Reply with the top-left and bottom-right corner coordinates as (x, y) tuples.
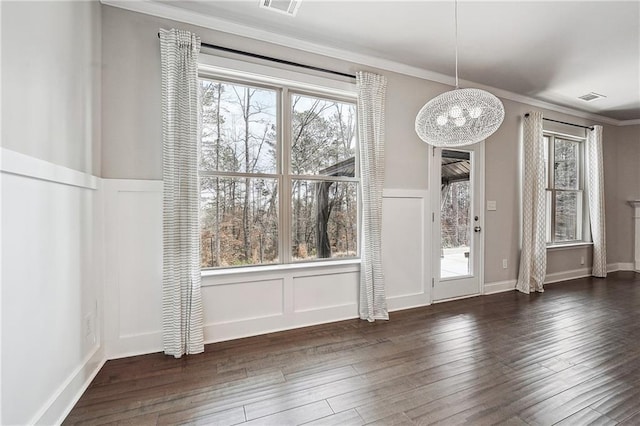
(1, 0), (102, 175)
(100, 5), (640, 282)
(101, 5), (434, 186)
(605, 124), (640, 264)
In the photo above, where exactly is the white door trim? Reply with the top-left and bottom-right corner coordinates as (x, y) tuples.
(430, 142), (485, 302)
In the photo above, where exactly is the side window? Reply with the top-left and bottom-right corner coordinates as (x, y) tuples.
(545, 133), (585, 244)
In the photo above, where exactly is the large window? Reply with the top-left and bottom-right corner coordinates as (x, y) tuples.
(199, 77), (358, 269)
(544, 133), (587, 244)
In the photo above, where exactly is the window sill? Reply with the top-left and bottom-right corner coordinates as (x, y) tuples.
(201, 258), (361, 285)
(546, 242), (593, 251)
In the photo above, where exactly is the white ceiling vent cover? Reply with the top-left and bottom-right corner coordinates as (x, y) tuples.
(260, 0), (301, 16)
(578, 92), (606, 102)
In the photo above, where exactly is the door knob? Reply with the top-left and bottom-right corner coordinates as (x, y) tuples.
(474, 226), (482, 233)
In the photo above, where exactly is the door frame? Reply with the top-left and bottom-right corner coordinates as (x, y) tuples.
(430, 142), (485, 303)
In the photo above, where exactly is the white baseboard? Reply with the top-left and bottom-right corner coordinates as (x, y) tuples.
(386, 293), (431, 312)
(611, 262), (635, 272)
(484, 280), (516, 294)
(620, 262), (636, 271)
(544, 267), (592, 285)
(485, 264), (637, 294)
(107, 331), (163, 361)
(33, 345), (106, 425)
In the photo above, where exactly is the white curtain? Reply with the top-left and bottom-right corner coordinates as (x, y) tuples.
(160, 28), (204, 357)
(517, 111), (547, 294)
(586, 125), (607, 277)
(356, 71), (389, 321)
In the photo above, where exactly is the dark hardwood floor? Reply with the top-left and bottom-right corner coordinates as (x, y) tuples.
(65, 271), (640, 425)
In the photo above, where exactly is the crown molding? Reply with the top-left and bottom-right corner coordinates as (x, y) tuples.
(619, 119), (640, 126)
(100, 0), (453, 85)
(101, 0), (635, 127)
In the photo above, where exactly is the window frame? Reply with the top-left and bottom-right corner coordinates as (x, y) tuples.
(544, 131), (589, 246)
(197, 69), (360, 270)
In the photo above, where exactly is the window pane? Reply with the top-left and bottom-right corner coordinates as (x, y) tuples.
(291, 94), (357, 176)
(291, 180), (358, 261)
(200, 80), (277, 174)
(200, 177), (278, 268)
(555, 191), (578, 242)
(554, 139), (579, 190)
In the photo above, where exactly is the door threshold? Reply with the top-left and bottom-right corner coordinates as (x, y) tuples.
(433, 292), (481, 304)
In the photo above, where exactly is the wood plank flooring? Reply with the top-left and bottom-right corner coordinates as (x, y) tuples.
(65, 271), (640, 425)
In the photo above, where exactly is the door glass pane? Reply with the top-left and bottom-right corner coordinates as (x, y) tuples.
(555, 191), (578, 242)
(440, 150), (472, 278)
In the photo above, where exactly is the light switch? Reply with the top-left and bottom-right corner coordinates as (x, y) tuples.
(487, 200), (497, 211)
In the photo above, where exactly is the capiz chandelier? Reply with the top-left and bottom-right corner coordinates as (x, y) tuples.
(415, 1), (504, 147)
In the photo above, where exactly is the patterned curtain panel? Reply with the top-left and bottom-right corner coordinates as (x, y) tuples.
(586, 125), (607, 277)
(160, 28), (204, 357)
(356, 71), (389, 321)
(516, 111), (547, 294)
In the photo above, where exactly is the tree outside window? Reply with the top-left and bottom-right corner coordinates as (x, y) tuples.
(199, 78), (358, 269)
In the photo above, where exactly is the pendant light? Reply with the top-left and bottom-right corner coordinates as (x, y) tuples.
(415, 0), (505, 147)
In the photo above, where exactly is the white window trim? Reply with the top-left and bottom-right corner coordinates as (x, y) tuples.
(546, 241), (593, 251)
(544, 131), (590, 247)
(198, 53), (356, 100)
(201, 258), (361, 285)
(197, 54), (360, 273)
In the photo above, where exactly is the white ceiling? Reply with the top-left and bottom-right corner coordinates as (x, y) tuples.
(143, 1), (640, 122)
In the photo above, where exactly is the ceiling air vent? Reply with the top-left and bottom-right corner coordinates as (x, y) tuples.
(260, 0), (301, 16)
(578, 92), (606, 102)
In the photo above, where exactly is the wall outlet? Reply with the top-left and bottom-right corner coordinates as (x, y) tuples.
(85, 313), (96, 344)
(502, 259), (508, 269)
(580, 256), (585, 265)
(85, 314), (92, 337)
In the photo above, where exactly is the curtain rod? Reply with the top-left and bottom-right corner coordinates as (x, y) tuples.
(524, 113), (594, 131)
(157, 32), (356, 80)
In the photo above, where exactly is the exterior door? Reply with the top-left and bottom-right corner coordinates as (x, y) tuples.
(431, 143), (484, 301)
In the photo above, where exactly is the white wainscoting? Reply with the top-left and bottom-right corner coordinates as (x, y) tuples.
(382, 189), (431, 310)
(1, 149), (105, 425)
(201, 265), (360, 344)
(103, 181), (431, 358)
(103, 179), (164, 359)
